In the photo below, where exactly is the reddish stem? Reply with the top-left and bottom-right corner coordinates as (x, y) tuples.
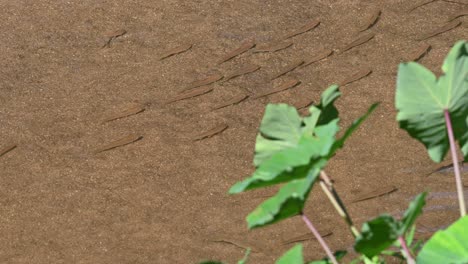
(398, 236), (415, 264)
(301, 213), (338, 264)
(444, 110), (467, 216)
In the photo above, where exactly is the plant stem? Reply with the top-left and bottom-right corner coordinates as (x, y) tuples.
(301, 213), (339, 264)
(398, 236), (415, 264)
(444, 110), (467, 216)
(319, 171), (360, 237)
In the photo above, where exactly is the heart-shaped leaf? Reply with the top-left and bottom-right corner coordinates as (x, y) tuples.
(254, 85), (340, 166)
(229, 121), (338, 194)
(395, 40), (468, 162)
(417, 216), (468, 264)
(254, 104), (307, 166)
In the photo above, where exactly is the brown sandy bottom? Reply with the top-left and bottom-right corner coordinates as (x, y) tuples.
(0, 0), (467, 263)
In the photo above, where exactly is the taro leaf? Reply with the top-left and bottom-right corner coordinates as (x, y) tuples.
(229, 120), (339, 194)
(246, 172), (318, 229)
(395, 40), (468, 163)
(276, 244), (304, 264)
(254, 84), (340, 167)
(354, 215), (400, 258)
(417, 216), (468, 264)
(254, 104), (306, 166)
(400, 192), (426, 234)
(308, 251), (347, 264)
(329, 103), (379, 157)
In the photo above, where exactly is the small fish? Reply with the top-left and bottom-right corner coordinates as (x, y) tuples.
(283, 19), (321, 39)
(271, 60), (304, 80)
(253, 41), (293, 53)
(102, 29), (127, 48)
(359, 10), (381, 32)
(184, 73), (223, 91)
(212, 94), (249, 110)
(0, 144), (16, 158)
(209, 238), (259, 253)
(193, 123), (228, 141)
(223, 64), (260, 82)
(427, 162), (468, 176)
(406, 43), (431, 62)
(339, 68), (372, 86)
(159, 44), (193, 60)
(218, 39), (256, 64)
(294, 99), (314, 110)
(351, 186), (398, 203)
(253, 79), (301, 99)
(340, 33), (375, 53)
(282, 230), (333, 245)
(102, 104), (145, 123)
(418, 20), (461, 41)
(95, 134), (142, 153)
(448, 9), (468, 21)
(166, 86), (213, 104)
(407, 0), (437, 13)
(302, 49), (333, 68)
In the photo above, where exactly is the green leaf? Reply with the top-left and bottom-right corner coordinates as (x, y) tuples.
(400, 192), (427, 234)
(277, 244), (304, 264)
(254, 84), (340, 167)
(395, 40), (468, 162)
(354, 215), (400, 258)
(307, 251), (347, 264)
(246, 172), (318, 229)
(405, 224), (416, 247)
(254, 104), (308, 166)
(315, 84), (341, 126)
(417, 216), (468, 264)
(229, 121), (338, 194)
(354, 192), (427, 258)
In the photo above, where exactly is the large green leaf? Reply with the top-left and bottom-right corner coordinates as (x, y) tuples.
(354, 215), (400, 258)
(276, 244), (304, 264)
(417, 216), (468, 264)
(254, 104), (307, 166)
(395, 40), (468, 162)
(254, 85), (340, 166)
(229, 121), (338, 194)
(246, 172), (318, 229)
